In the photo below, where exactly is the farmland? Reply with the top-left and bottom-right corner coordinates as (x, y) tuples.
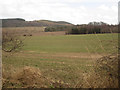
(2, 27), (118, 88)
(23, 34), (118, 53)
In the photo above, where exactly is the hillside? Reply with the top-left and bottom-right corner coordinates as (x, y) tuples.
(35, 20), (72, 25)
(1, 18), (73, 27)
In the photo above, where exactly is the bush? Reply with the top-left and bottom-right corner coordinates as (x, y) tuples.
(93, 53), (118, 88)
(2, 31), (23, 52)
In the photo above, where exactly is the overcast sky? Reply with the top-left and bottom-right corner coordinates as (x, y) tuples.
(0, 0), (119, 25)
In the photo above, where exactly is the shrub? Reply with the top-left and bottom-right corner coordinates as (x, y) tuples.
(2, 30), (23, 52)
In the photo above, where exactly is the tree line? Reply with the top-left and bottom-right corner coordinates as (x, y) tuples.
(45, 22), (118, 34)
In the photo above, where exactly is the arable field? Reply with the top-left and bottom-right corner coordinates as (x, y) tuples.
(2, 32), (118, 88)
(2, 27), (65, 36)
(23, 34), (118, 53)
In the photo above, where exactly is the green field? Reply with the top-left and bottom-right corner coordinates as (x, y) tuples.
(2, 33), (118, 88)
(23, 33), (118, 53)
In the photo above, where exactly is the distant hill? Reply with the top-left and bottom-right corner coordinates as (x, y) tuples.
(1, 18), (73, 27)
(35, 20), (72, 25)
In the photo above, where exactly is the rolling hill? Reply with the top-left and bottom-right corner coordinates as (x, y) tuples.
(1, 18), (73, 27)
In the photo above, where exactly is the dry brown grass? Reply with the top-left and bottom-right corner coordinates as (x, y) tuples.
(2, 66), (70, 88)
(15, 51), (104, 59)
(77, 53), (119, 88)
(2, 66), (48, 88)
(33, 31), (66, 36)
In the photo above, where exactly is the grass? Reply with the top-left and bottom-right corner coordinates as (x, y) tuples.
(23, 33), (118, 53)
(2, 33), (118, 88)
(3, 51), (94, 87)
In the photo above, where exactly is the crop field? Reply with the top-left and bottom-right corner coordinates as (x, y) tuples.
(2, 27), (45, 36)
(23, 34), (118, 53)
(3, 27), (65, 36)
(3, 27), (45, 32)
(2, 31), (118, 88)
